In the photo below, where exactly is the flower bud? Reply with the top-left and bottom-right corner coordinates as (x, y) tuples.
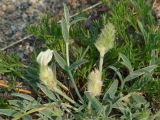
(37, 49), (57, 90)
(37, 49), (53, 66)
(87, 69), (102, 96)
(95, 23), (115, 56)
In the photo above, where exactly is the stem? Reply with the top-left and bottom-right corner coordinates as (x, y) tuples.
(66, 42), (70, 66)
(99, 54), (104, 76)
(65, 42), (84, 103)
(68, 71), (84, 103)
(121, 81), (125, 90)
(87, 101), (91, 112)
(54, 87), (76, 104)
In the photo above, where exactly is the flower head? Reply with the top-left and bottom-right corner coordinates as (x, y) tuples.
(87, 69), (103, 96)
(37, 49), (57, 90)
(95, 22), (115, 56)
(37, 49), (53, 66)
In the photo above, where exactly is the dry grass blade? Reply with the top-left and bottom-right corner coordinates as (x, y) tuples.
(1, 35), (33, 51)
(0, 80), (32, 94)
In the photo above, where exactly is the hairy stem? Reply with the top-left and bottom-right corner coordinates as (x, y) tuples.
(99, 54), (104, 76)
(66, 42), (70, 66)
(87, 101), (92, 112)
(68, 70), (84, 103)
(65, 42), (84, 103)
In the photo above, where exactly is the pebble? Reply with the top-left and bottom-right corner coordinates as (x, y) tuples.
(0, 11), (5, 17)
(0, 38), (3, 43)
(11, 25), (16, 32)
(2, 5), (7, 11)
(6, 5), (16, 13)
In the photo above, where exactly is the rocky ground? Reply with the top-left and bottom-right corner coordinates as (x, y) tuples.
(0, 0), (98, 49)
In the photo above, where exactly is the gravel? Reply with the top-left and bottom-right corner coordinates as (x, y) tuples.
(0, 0), (98, 49)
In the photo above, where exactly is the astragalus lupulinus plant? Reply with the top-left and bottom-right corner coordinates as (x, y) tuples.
(37, 49), (76, 104)
(36, 49), (57, 89)
(1, 3), (160, 120)
(87, 69), (102, 97)
(60, 4), (85, 103)
(95, 22), (115, 74)
(87, 23), (116, 97)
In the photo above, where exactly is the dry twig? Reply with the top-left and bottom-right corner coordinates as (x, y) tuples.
(1, 35), (33, 51)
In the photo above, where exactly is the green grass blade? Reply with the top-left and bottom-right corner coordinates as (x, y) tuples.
(11, 93), (35, 102)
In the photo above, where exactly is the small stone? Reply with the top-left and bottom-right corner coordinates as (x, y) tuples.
(18, 52), (25, 60)
(6, 4), (16, 13)
(0, 11), (5, 16)
(18, 23), (26, 32)
(12, 0), (16, 2)
(22, 13), (28, 20)
(14, 32), (21, 39)
(31, 0), (39, 4)
(4, 29), (13, 36)
(0, 38), (4, 43)
(11, 25), (16, 32)
(19, 2), (30, 11)
(2, 5), (7, 11)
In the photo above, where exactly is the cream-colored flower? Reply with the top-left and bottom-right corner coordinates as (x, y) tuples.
(37, 49), (53, 66)
(95, 23), (115, 56)
(39, 65), (57, 89)
(37, 49), (57, 90)
(87, 69), (102, 96)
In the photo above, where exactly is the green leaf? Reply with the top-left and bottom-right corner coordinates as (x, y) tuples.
(137, 20), (148, 40)
(56, 116), (63, 120)
(103, 80), (118, 101)
(124, 65), (157, 82)
(81, 46), (90, 60)
(63, 3), (70, 26)
(11, 93), (35, 101)
(70, 17), (87, 26)
(105, 101), (113, 116)
(52, 108), (64, 117)
(61, 18), (70, 43)
(37, 83), (57, 101)
(119, 53), (133, 73)
(54, 88), (76, 104)
(53, 51), (68, 71)
(108, 66), (123, 81)
(134, 65), (157, 74)
(132, 94), (147, 105)
(68, 59), (87, 70)
(38, 110), (53, 119)
(39, 108), (63, 118)
(85, 92), (103, 112)
(124, 71), (144, 82)
(0, 109), (17, 116)
(22, 115), (32, 120)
